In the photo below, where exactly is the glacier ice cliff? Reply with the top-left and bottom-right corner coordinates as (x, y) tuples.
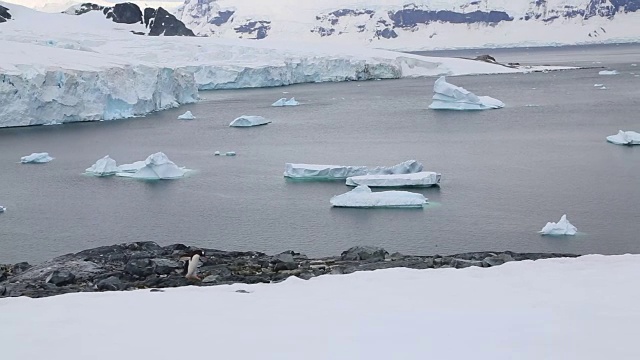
(330, 185), (428, 208)
(429, 76), (504, 111)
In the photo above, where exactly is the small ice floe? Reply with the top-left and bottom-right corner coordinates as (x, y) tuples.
(214, 151), (236, 156)
(116, 152), (189, 180)
(271, 98), (299, 107)
(20, 152), (54, 164)
(631, 64), (637, 67)
(539, 214), (577, 236)
(599, 86), (608, 90)
(330, 185), (428, 208)
(598, 70), (618, 75)
(229, 115), (271, 127)
(85, 155), (118, 176)
(0, 206), (5, 213)
(594, 84), (604, 87)
(429, 76), (504, 110)
(346, 171), (441, 188)
(284, 160), (423, 180)
(178, 111), (196, 120)
(606, 130), (640, 145)
(525, 104), (540, 107)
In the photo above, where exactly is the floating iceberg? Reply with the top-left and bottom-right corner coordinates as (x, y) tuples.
(20, 152), (54, 164)
(330, 185), (427, 208)
(606, 130), (640, 145)
(599, 70), (619, 75)
(116, 152), (189, 180)
(117, 161), (146, 173)
(214, 151), (221, 156)
(178, 111), (196, 120)
(225, 151), (236, 156)
(85, 156), (119, 176)
(229, 116), (271, 127)
(0, 206), (5, 213)
(428, 76), (504, 111)
(539, 214), (577, 236)
(284, 160), (423, 180)
(272, 98), (300, 107)
(346, 171), (441, 188)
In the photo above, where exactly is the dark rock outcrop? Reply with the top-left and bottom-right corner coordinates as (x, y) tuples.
(66, 2), (194, 36)
(0, 241), (579, 299)
(0, 4), (11, 23)
(234, 20), (271, 39)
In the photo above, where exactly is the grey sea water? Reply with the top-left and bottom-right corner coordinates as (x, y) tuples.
(1, 44), (639, 264)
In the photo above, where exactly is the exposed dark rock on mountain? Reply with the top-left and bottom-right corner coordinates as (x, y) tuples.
(0, 4), (11, 22)
(234, 20), (271, 39)
(210, 10), (234, 26)
(66, 2), (194, 36)
(0, 241), (579, 298)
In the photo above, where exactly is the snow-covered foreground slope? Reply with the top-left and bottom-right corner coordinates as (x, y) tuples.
(175, 0), (640, 50)
(0, 2), (569, 127)
(1, 254), (639, 359)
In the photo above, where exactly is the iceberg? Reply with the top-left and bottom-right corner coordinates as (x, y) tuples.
(178, 111), (196, 120)
(606, 130), (640, 145)
(539, 214), (577, 236)
(284, 160), (423, 180)
(272, 98), (300, 107)
(428, 76), (504, 111)
(346, 171), (441, 188)
(117, 161), (146, 173)
(229, 116), (271, 127)
(330, 185), (427, 208)
(116, 152), (189, 180)
(0, 206), (5, 213)
(20, 152), (54, 164)
(85, 156), (119, 176)
(599, 70), (619, 75)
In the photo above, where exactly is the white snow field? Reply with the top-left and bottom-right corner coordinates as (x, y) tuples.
(429, 76), (505, 110)
(346, 171), (441, 187)
(284, 160), (423, 180)
(2, 254), (640, 360)
(174, 0), (640, 51)
(85, 155), (118, 176)
(229, 115), (271, 127)
(539, 214), (578, 236)
(20, 152), (54, 163)
(330, 185), (427, 208)
(3, 0), (182, 13)
(606, 130), (640, 145)
(0, 2), (571, 128)
(115, 152), (189, 180)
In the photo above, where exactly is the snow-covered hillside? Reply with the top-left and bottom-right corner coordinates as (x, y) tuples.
(175, 0), (640, 50)
(0, 1), (568, 127)
(3, 0), (182, 13)
(2, 254), (639, 360)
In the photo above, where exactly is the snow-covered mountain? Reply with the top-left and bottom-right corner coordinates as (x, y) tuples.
(174, 0), (640, 50)
(3, 0), (182, 13)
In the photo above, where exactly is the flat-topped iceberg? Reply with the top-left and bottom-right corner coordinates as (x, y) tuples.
(606, 130), (640, 145)
(20, 152), (54, 164)
(599, 70), (619, 75)
(429, 76), (504, 111)
(346, 171), (441, 188)
(539, 214), (577, 236)
(272, 98), (300, 107)
(85, 156), (118, 176)
(229, 116), (271, 127)
(284, 160), (423, 180)
(116, 152), (189, 180)
(330, 185), (427, 208)
(178, 111), (196, 120)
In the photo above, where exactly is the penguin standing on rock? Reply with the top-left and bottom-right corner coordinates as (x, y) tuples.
(179, 250), (206, 280)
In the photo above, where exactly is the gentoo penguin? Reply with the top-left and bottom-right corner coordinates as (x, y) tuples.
(179, 250), (205, 280)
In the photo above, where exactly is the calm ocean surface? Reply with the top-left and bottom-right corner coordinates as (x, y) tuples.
(1, 44), (639, 264)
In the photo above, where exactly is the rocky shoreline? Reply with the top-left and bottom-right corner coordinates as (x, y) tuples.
(0, 242), (579, 299)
